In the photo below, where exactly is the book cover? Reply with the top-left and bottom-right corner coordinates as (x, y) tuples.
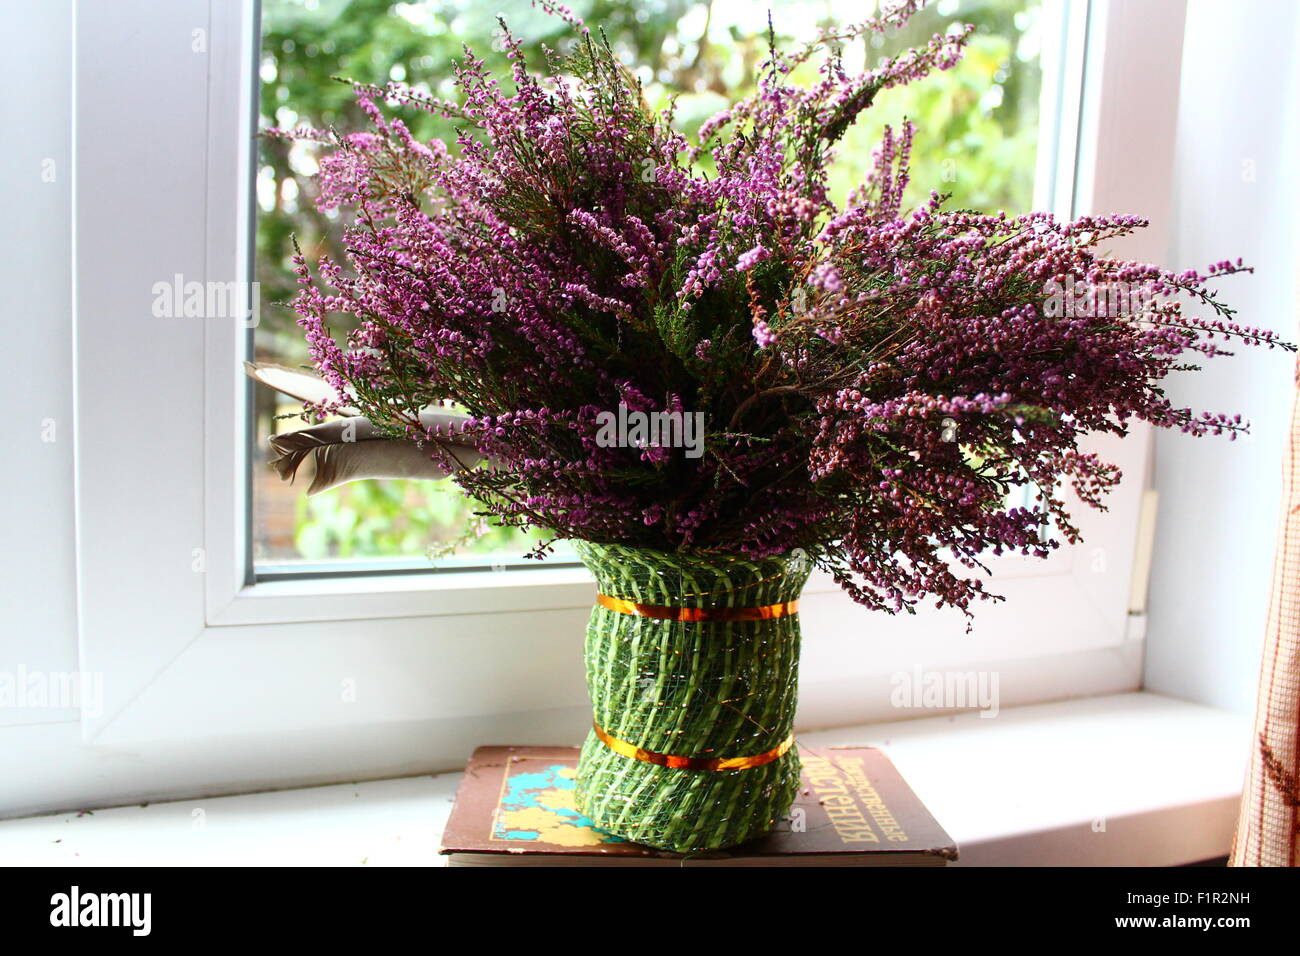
(439, 744), (957, 866)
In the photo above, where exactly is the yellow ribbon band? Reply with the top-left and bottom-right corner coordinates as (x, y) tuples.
(595, 593), (800, 623)
(592, 721), (794, 772)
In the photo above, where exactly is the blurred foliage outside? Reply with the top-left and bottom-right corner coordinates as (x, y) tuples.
(253, 0), (1044, 566)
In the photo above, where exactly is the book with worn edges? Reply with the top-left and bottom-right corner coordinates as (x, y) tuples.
(439, 744), (957, 866)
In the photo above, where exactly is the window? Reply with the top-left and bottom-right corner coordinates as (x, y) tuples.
(56, 0), (1179, 789)
(249, 0), (1061, 576)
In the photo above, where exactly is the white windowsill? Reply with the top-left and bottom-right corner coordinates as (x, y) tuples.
(0, 691), (1248, 866)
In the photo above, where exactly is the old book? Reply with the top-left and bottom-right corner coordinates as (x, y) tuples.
(439, 744), (957, 866)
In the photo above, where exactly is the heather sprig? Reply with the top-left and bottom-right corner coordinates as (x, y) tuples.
(278, 0), (1291, 619)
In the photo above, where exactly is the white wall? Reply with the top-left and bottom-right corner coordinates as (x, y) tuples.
(0, 0), (81, 727)
(1144, 0), (1300, 713)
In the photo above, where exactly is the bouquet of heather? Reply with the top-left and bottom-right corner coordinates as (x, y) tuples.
(265, 0), (1289, 851)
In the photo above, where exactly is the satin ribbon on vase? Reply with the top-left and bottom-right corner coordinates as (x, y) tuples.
(594, 592), (800, 623)
(591, 721), (795, 772)
(589, 591), (799, 771)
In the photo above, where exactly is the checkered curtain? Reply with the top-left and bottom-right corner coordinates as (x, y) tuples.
(1231, 360), (1300, 867)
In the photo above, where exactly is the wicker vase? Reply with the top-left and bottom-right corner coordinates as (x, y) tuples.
(571, 540), (811, 853)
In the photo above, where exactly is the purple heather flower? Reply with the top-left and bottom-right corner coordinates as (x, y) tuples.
(276, 0), (1290, 619)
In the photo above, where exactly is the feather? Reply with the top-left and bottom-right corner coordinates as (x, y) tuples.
(246, 362), (487, 494)
(243, 360), (360, 415)
(265, 413), (486, 495)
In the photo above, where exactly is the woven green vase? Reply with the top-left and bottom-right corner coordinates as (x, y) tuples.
(572, 540), (811, 853)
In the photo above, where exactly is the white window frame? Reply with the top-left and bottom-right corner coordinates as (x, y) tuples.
(67, 0), (1183, 784)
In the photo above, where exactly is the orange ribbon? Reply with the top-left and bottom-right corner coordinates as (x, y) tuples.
(592, 721), (794, 772)
(595, 593), (800, 622)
